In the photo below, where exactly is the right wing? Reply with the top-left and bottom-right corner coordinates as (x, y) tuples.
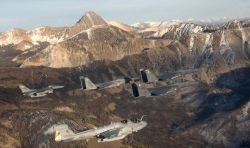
(149, 85), (178, 96)
(98, 128), (120, 139)
(97, 128), (127, 142)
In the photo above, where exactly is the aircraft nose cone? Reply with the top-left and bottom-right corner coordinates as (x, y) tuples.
(141, 121), (147, 128)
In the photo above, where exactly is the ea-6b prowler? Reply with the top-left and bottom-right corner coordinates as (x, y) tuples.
(45, 116), (147, 143)
(79, 76), (130, 90)
(19, 84), (64, 97)
(140, 68), (198, 83)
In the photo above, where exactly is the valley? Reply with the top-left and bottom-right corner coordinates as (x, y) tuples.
(0, 11), (250, 148)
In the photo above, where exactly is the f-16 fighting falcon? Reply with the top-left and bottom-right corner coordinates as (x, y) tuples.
(80, 76), (130, 90)
(140, 68), (198, 83)
(19, 84), (64, 97)
(46, 116), (147, 143)
(131, 81), (198, 98)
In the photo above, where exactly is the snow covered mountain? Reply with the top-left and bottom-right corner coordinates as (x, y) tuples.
(0, 11), (107, 50)
(20, 25), (154, 68)
(0, 11), (249, 70)
(0, 26), (68, 49)
(132, 20), (215, 39)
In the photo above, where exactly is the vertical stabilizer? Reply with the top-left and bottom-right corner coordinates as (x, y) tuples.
(80, 76), (97, 90)
(53, 124), (75, 142)
(131, 83), (151, 97)
(140, 69), (158, 83)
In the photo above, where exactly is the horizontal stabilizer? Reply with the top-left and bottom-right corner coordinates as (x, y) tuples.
(19, 84), (31, 93)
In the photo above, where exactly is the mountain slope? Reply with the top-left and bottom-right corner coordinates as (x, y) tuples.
(21, 25), (155, 68)
(109, 21), (136, 32)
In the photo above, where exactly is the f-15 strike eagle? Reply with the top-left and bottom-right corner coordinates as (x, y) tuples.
(79, 76), (130, 90)
(19, 84), (64, 97)
(131, 81), (197, 98)
(140, 68), (198, 83)
(46, 116), (147, 143)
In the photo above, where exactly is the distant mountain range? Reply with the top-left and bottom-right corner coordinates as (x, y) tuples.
(0, 11), (249, 73)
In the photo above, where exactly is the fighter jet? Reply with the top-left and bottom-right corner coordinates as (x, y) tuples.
(47, 116), (147, 143)
(19, 84), (64, 98)
(131, 81), (197, 98)
(80, 76), (130, 90)
(140, 68), (198, 83)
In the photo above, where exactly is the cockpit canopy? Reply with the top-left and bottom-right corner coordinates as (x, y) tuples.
(130, 118), (141, 123)
(121, 120), (128, 124)
(121, 118), (141, 124)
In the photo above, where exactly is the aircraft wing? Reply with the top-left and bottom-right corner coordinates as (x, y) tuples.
(97, 79), (125, 89)
(98, 128), (121, 139)
(159, 73), (182, 81)
(170, 81), (198, 88)
(49, 85), (64, 89)
(149, 86), (177, 96)
(176, 69), (198, 74)
(159, 69), (198, 81)
(97, 128), (128, 142)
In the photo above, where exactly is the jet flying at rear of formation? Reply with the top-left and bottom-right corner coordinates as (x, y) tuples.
(45, 116), (147, 143)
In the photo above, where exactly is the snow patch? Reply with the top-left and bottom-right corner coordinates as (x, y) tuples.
(219, 31), (231, 55)
(144, 22), (204, 38)
(189, 35), (195, 53)
(0, 30), (24, 45)
(236, 22), (250, 60)
(202, 33), (213, 52)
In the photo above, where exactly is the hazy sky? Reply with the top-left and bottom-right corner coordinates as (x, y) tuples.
(0, 0), (250, 31)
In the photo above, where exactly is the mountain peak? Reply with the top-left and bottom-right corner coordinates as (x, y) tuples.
(76, 11), (107, 26)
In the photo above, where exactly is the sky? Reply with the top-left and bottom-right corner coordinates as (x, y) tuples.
(0, 0), (250, 31)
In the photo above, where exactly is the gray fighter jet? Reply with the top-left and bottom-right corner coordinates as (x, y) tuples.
(80, 76), (130, 90)
(19, 84), (64, 98)
(131, 81), (197, 98)
(140, 69), (198, 83)
(46, 116), (147, 143)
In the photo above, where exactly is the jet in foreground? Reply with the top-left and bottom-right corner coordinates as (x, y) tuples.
(19, 84), (64, 97)
(80, 76), (130, 90)
(46, 116), (147, 142)
(131, 81), (197, 98)
(140, 69), (198, 83)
